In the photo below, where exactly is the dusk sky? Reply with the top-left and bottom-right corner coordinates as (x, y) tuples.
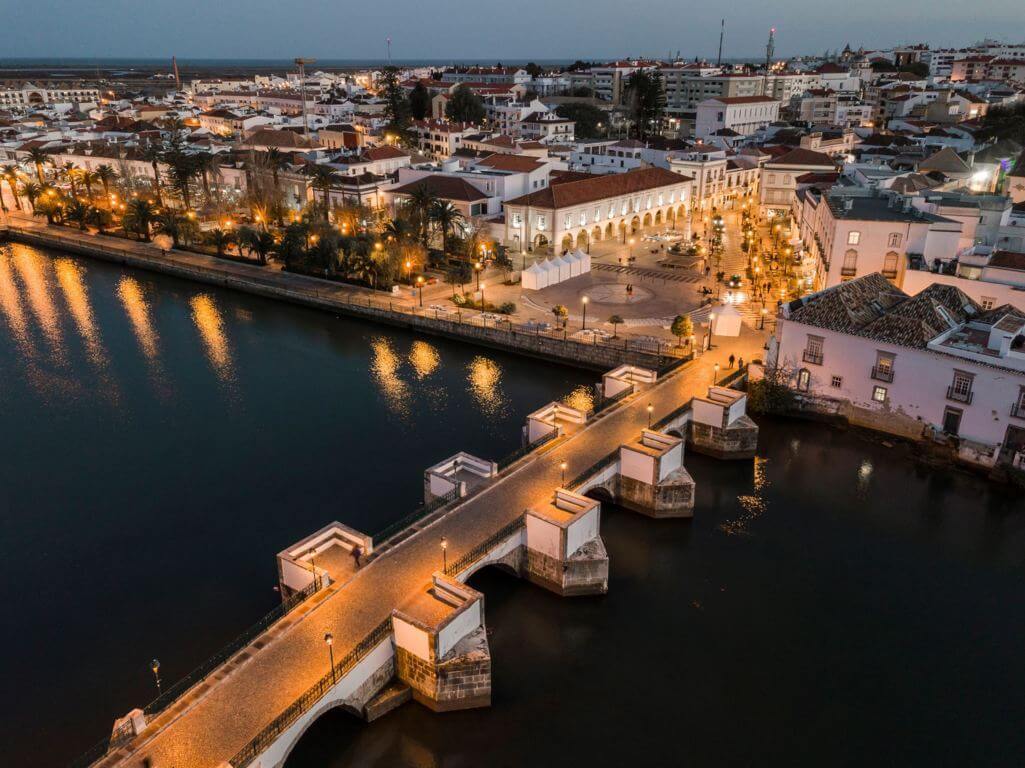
(3, 0), (1023, 60)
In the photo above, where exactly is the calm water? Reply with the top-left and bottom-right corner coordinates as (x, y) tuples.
(288, 421), (1025, 768)
(0, 243), (594, 767)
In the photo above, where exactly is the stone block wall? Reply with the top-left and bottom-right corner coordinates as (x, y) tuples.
(689, 416), (759, 459)
(395, 630), (491, 712)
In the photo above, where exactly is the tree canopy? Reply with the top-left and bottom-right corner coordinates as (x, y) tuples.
(624, 70), (666, 140)
(555, 104), (605, 139)
(445, 85), (486, 124)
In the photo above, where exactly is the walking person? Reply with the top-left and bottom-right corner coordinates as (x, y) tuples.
(351, 545), (363, 569)
(737, 356), (745, 370)
(728, 353), (735, 369)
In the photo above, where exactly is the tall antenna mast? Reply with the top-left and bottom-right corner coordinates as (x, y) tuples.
(387, 37), (392, 65)
(764, 27), (776, 95)
(172, 56), (181, 90)
(717, 19), (725, 66)
(294, 57), (316, 138)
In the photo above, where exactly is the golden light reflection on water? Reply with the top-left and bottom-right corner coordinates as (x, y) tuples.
(55, 259), (106, 367)
(12, 246), (64, 359)
(0, 249), (31, 349)
(370, 337), (410, 416)
(116, 276), (160, 360)
(720, 456), (770, 536)
(408, 340), (440, 379)
(467, 356), (508, 418)
(189, 294), (234, 382)
(563, 384), (595, 414)
(856, 458), (873, 498)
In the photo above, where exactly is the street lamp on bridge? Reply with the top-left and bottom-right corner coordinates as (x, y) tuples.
(560, 460), (567, 486)
(150, 658), (162, 696)
(324, 633), (336, 683)
(440, 536), (448, 573)
(581, 296), (589, 331)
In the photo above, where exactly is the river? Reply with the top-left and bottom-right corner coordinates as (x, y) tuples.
(0, 242), (594, 767)
(1, 242), (1023, 767)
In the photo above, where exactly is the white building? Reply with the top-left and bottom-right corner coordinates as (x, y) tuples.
(695, 97), (780, 141)
(767, 273), (1025, 468)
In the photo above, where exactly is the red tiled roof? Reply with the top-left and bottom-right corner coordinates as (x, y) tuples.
(391, 175), (488, 202)
(506, 167), (690, 210)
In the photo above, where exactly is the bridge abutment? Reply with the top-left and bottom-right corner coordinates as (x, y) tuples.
(688, 386), (759, 459)
(524, 489), (609, 596)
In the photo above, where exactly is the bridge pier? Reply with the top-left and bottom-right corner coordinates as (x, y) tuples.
(525, 489), (609, 596)
(616, 430), (695, 518)
(392, 574), (491, 712)
(688, 386), (759, 459)
(424, 452), (497, 503)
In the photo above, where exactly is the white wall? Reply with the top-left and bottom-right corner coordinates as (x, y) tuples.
(619, 447), (655, 484)
(659, 443), (683, 481)
(566, 507), (599, 557)
(437, 600), (482, 659)
(392, 616), (431, 661)
(526, 514), (561, 558)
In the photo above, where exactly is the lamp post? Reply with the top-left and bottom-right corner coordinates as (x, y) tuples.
(560, 460), (567, 486)
(581, 296), (588, 330)
(325, 633), (336, 683)
(405, 259), (412, 284)
(708, 312), (716, 350)
(416, 275), (424, 307)
(759, 307), (767, 330)
(475, 261), (485, 307)
(440, 537), (448, 572)
(150, 659), (162, 696)
(647, 403), (653, 428)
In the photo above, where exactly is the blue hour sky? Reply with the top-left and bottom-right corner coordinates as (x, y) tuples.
(2, 0), (1022, 60)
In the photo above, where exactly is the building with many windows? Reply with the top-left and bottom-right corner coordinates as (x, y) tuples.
(695, 96), (781, 141)
(0, 82), (100, 107)
(767, 273), (1025, 469)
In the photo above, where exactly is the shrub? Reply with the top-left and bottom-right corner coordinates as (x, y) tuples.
(498, 301), (517, 314)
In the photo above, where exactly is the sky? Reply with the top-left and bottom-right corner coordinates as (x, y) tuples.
(2, 0), (1023, 61)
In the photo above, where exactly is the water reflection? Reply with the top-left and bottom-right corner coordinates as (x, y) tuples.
(189, 294), (234, 382)
(12, 246), (64, 360)
(408, 340), (439, 379)
(116, 276), (160, 361)
(55, 259), (107, 368)
(467, 356), (508, 419)
(563, 384), (595, 414)
(370, 337), (410, 417)
(0, 248), (31, 351)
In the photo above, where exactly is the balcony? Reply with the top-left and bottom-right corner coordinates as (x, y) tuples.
(946, 386), (973, 405)
(871, 366), (894, 383)
(1012, 403), (1025, 420)
(802, 350), (824, 365)
(881, 269), (898, 279)
(840, 267), (857, 277)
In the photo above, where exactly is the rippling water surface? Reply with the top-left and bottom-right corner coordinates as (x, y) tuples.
(0, 243), (594, 767)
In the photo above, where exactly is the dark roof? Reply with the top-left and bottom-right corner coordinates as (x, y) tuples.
(825, 193), (953, 224)
(506, 167), (689, 210)
(787, 274), (983, 349)
(988, 251), (1025, 272)
(765, 147), (837, 168)
(391, 175), (487, 202)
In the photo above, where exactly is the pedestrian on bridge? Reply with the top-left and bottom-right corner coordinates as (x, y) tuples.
(351, 545), (363, 569)
(728, 354), (735, 369)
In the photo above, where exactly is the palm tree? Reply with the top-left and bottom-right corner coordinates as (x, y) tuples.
(384, 216), (415, 243)
(20, 181), (41, 212)
(61, 162), (80, 199)
(265, 148), (288, 215)
(608, 314), (624, 338)
(140, 143), (165, 205)
(80, 170), (99, 201)
(195, 152), (222, 204)
(27, 148), (48, 183)
(238, 227), (276, 265)
(405, 185), (437, 246)
(205, 228), (235, 258)
(88, 206), (112, 234)
(430, 200), (464, 255)
(64, 198), (92, 230)
(165, 150), (200, 211)
(123, 198), (157, 241)
(0, 165), (21, 210)
(96, 164), (118, 202)
(155, 211), (188, 248)
(309, 165), (341, 217)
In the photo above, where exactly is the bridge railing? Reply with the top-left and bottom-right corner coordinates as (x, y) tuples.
(496, 429), (558, 471)
(67, 719), (134, 768)
(444, 518), (525, 577)
(228, 618), (393, 768)
(371, 486), (461, 547)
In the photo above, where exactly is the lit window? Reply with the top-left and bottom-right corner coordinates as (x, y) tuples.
(872, 386), (887, 403)
(847, 231), (861, 245)
(797, 369), (811, 391)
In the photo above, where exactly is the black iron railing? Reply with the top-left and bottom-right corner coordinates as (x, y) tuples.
(228, 619), (393, 768)
(372, 487), (460, 546)
(802, 349), (824, 365)
(496, 429), (558, 471)
(871, 366), (895, 383)
(444, 519), (525, 577)
(946, 385), (973, 405)
(1011, 402), (1024, 419)
(564, 448), (621, 491)
(67, 720), (134, 768)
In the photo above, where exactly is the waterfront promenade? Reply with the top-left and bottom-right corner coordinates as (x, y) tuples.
(0, 214), (678, 371)
(94, 327), (763, 768)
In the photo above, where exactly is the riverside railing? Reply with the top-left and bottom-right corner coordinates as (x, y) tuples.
(228, 618), (393, 768)
(496, 429), (558, 471)
(372, 486), (460, 547)
(443, 518), (526, 577)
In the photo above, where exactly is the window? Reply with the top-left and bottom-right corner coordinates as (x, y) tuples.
(873, 352), (895, 382)
(980, 296), (996, 310)
(831, 375), (843, 388)
(797, 369), (811, 391)
(942, 406), (962, 435)
(872, 386), (888, 403)
(847, 231), (861, 245)
(511, 213), (522, 227)
(841, 249), (858, 277)
(947, 371), (974, 404)
(882, 251), (899, 278)
(888, 232), (903, 247)
(803, 335), (824, 365)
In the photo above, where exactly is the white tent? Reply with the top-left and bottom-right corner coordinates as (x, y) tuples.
(521, 261), (548, 290)
(540, 258), (561, 286)
(552, 254), (572, 283)
(577, 250), (592, 274)
(566, 251), (583, 277)
(711, 304), (742, 337)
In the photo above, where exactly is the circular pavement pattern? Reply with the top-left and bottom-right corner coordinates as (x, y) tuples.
(584, 282), (655, 305)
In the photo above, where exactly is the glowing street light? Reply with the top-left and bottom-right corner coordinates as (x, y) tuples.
(647, 402), (654, 428)
(150, 658), (162, 695)
(324, 633), (336, 683)
(581, 295), (589, 330)
(560, 461), (568, 486)
(416, 275), (425, 307)
(440, 537), (448, 572)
